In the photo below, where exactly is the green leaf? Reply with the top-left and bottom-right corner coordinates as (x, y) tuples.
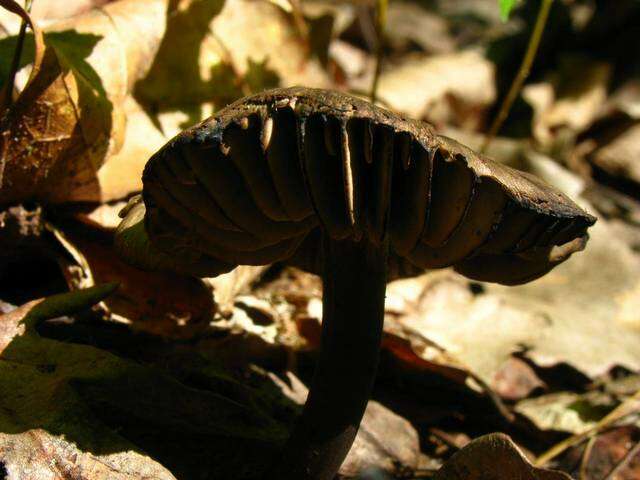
(0, 287), (292, 479)
(499, 0), (518, 21)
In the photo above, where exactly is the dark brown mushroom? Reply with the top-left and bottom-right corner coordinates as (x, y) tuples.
(115, 87), (596, 480)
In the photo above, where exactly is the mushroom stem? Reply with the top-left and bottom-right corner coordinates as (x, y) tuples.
(267, 235), (388, 480)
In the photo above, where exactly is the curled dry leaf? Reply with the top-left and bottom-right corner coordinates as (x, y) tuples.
(434, 433), (572, 480)
(0, 0), (168, 205)
(0, 0), (45, 105)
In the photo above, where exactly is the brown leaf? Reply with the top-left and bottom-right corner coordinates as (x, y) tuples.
(0, 0), (168, 206)
(0, 0), (45, 100)
(492, 357), (546, 402)
(559, 426), (640, 480)
(434, 433), (573, 480)
(65, 231), (215, 339)
(340, 401), (422, 477)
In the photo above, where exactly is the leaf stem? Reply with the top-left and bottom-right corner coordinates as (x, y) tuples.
(481, 0), (553, 153)
(370, 0), (387, 103)
(2, 0), (34, 111)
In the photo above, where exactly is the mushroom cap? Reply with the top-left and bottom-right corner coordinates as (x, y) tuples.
(116, 87), (596, 285)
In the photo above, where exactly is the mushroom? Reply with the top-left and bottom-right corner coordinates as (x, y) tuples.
(115, 87), (596, 480)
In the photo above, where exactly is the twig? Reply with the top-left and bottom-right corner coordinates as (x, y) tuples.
(536, 390), (640, 467)
(369, 0), (387, 103)
(481, 0), (554, 152)
(578, 435), (596, 480)
(1, 0), (34, 111)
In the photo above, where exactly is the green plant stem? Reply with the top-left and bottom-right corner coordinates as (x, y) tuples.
(482, 0), (553, 153)
(370, 0), (387, 103)
(2, 0), (33, 111)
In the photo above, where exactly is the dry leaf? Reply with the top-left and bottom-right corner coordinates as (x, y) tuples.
(341, 401), (422, 477)
(135, 0), (331, 114)
(364, 49), (495, 129)
(0, 0), (168, 205)
(589, 122), (640, 186)
(515, 392), (612, 435)
(558, 425), (640, 480)
(0, 429), (176, 480)
(0, 286), (291, 480)
(63, 231), (215, 339)
(434, 433), (572, 480)
(270, 370), (422, 478)
(523, 59), (611, 147)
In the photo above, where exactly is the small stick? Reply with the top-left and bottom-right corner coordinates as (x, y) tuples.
(370, 0), (387, 104)
(1, 0), (34, 111)
(536, 390), (640, 467)
(481, 0), (554, 153)
(578, 436), (596, 480)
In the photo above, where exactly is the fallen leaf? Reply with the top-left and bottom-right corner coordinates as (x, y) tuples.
(523, 58), (611, 147)
(588, 122), (640, 186)
(0, 286), (292, 479)
(0, 429), (176, 480)
(62, 230), (215, 339)
(434, 433), (572, 480)
(135, 0), (331, 116)
(341, 401), (422, 478)
(363, 49), (496, 129)
(558, 425), (640, 480)
(0, 0), (168, 205)
(515, 392), (613, 435)
(492, 356), (546, 402)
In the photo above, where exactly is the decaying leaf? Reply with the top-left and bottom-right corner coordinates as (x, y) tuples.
(557, 425), (640, 480)
(0, 0), (168, 205)
(434, 433), (572, 480)
(64, 232), (215, 338)
(0, 286), (294, 480)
